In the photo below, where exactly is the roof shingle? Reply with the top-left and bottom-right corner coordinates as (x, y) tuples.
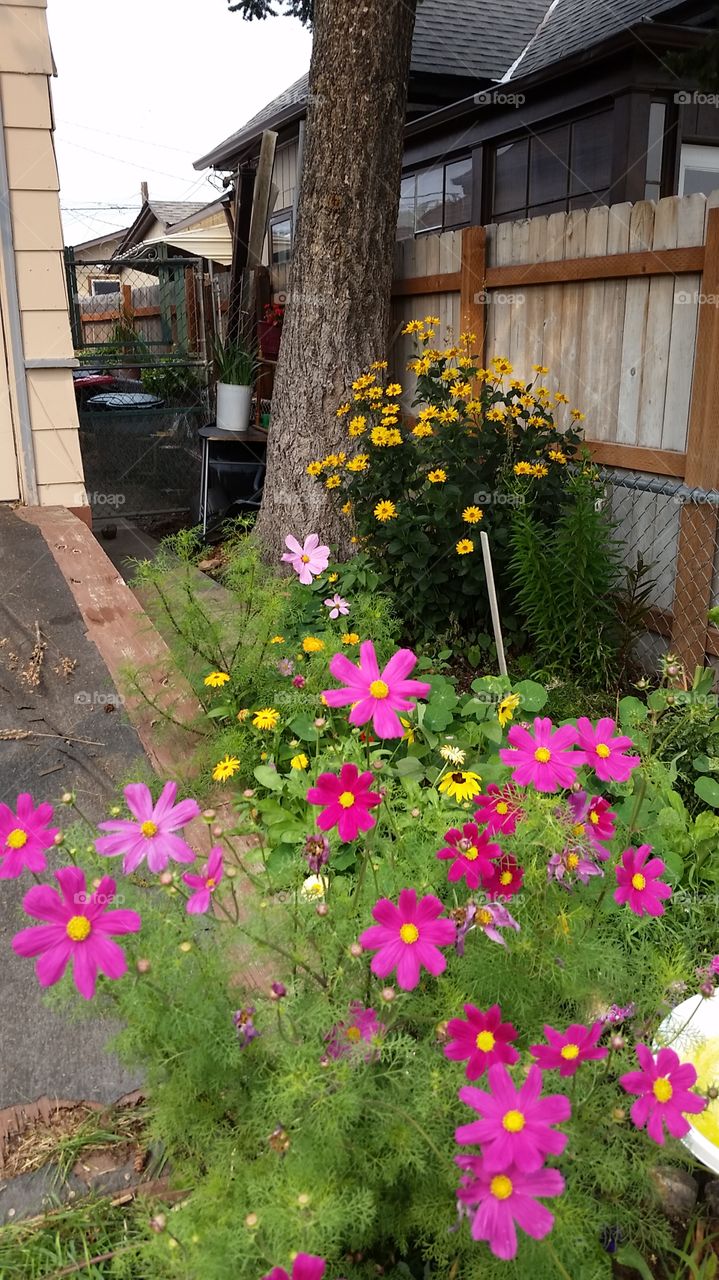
(511, 0), (681, 79)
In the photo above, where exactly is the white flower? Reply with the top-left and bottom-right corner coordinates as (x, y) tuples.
(439, 744), (466, 766)
(301, 874), (328, 901)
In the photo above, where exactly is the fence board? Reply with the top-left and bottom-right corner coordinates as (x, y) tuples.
(662, 194), (705, 452)
(616, 201), (655, 445)
(577, 207), (609, 429)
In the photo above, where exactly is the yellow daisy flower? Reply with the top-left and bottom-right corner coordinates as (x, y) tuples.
(487, 406), (506, 422)
(306, 461), (323, 477)
(437, 407), (460, 423)
(571, 409), (586, 421)
(532, 364), (549, 374)
(325, 474), (341, 489)
(399, 717), (415, 744)
(456, 539), (474, 555)
(514, 461), (533, 475)
(341, 501), (352, 515)
(412, 423), (434, 438)
(204, 671), (230, 688)
(342, 632), (360, 645)
(451, 382), (473, 400)
(554, 392), (569, 404)
(371, 360), (388, 371)
(366, 386), (384, 401)
(497, 692), (521, 728)
(428, 469), (447, 484)
(548, 449), (567, 464)
(349, 415), (367, 437)
(466, 399), (482, 413)
(336, 403), (350, 417)
(370, 426), (390, 446)
(529, 463), (549, 478)
(418, 406), (439, 421)
(492, 357), (513, 376)
(402, 320), (424, 334)
(408, 355), (432, 375)
(290, 753), (309, 771)
(462, 506), (483, 524)
(438, 769), (482, 802)
(269, 635), (284, 644)
(212, 755), (241, 782)
(328, 573), (338, 582)
(385, 383), (403, 396)
(347, 454), (369, 472)
(374, 500), (397, 522)
(303, 637), (325, 653)
(253, 707), (280, 731)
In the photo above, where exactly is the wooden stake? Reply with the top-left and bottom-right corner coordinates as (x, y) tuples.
(480, 531), (508, 676)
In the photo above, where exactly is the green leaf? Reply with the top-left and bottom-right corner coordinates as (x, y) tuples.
(289, 714), (320, 743)
(513, 679), (548, 713)
(695, 775), (719, 808)
(253, 765), (285, 792)
(206, 705), (231, 719)
(615, 1244), (655, 1280)
(395, 756), (425, 777)
(693, 753), (712, 773)
(618, 696), (648, 727)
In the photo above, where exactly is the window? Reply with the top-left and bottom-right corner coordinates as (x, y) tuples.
(679, 143), (719, 198)
(644, 103), (666, 201)
(270, 212), (293, 265)
(397, 158), (473, 238)
(90, 278), (120, 296)
(491, 111), (613, 221)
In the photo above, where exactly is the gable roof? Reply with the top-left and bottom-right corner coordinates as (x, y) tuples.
(114, 199), (208, 257)
(508, 0), (687, 79)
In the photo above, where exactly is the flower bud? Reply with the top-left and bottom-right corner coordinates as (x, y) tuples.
(150, 1213), (166, 1233)
(349, 942), (363, 958)
(270, 982), (287, 1000)
(411, 808), (421, 818)
(61, 792), (73, 805)
(136, 958), (151, 974)
(297, 1193), (310, 1207)
(314, 717), (326, 728)
(243, 788), (255, 799)
(179, 941), (192, 953)
(612, 1107), (626, 1123)
(202, 809), (216, 821)
(381, 986), (396, 1003)
(316, 902), (329, 917)
(212, 825), (223, 838)
(708, 1085), (719, 1100)
(109, 805), (121, 817)
(244, 1213), (258, 1229)
(159, 871), (173, 886)
(53, 832), (64, 846)
(610, 1034), (624, 1052)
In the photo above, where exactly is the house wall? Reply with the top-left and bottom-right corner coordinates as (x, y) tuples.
(0, 0), (85, 510)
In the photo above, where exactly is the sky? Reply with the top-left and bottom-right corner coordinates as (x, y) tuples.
(48, 0), (313, 247)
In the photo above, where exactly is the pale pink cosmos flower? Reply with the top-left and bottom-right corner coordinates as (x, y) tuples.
(456, 1154), (565, 1260)
(359, 888), (456, 990)
(281, 533), (330, 585)
(474, 901), (520, 946)
(182, 846), (223, 914)
(96, 782), (200, 874)
(0, 793), (58, 879)
(323, 640), (431, 739)
(12, 866), (141, 1000)
(325, 1001), (386, 1060)
(575, 716), (640, 783)
(548, 845), (603, 886)
(500, 717), (580, 792)
(324, 593), (350, 618)
(456, 1062), (571, 1173)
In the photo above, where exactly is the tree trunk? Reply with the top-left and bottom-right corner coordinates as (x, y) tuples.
(254, 0), (417, 560)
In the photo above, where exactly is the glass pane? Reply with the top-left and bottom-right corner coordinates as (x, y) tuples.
(415, 166), (443, 232)
(529, 127), (570, 207)
(397, 175), (415, 240)
(645, 102), (666, 186)
(682, 168), (719, 197)
(569, 114), (612, 196)
(270, 217), (292, 264)
(444, 157), (472, 227)
(493, 138), (528, 217)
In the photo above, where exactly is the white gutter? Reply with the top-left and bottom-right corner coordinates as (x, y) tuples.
(0, 94), (39, 504)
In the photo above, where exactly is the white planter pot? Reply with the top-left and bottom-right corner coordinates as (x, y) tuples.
(657, 991), (719, 1173)
(216, 382), (252, 433)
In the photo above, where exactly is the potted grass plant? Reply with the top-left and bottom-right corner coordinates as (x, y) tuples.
(213, 338), (256, 433)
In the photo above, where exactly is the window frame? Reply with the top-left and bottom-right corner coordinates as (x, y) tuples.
(398, 155), (473, 238)
(678, 142), (719, 197)
(89, 277), (121, 297)
(268, 208), (294, 266)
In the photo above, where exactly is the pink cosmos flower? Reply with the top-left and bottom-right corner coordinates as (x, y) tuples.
(483, 854), (524, 901)
(0, 793), (58, 879)
(281, 533), (330, 585)
(547, 846), (603, 886)
(474, 901), (520, 946)
(96, 782), (200, 874)
(263, 1256), (326, 1280)
(324, 593), (350, 618)
(500, 717), (580, 792)
(567, 790), (615, 856)
(575, 716), (640, 783)
(11, 866), (141, 1000)
(614, 845), (672, 917)
(456, 1063), (571, 1173)
(322, 640), (431, 739)
(436, 822), (501, 891)
(456, 1154), (565, 1260)
(620, 1043), (706, 1144)
(359, 888), (456, 990)
(711, 955), (719, 975)
(182, 845), (223, 914)
(445, 1003), (520, 1080)
(306, 762), (382, 842)
(473, 784), (524, 835)
(530, 1021), (608, 1077)
(326, 1001), (386, 1060)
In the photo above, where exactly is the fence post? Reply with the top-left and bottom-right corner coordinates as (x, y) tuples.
(460, 225), (487, 364)
(671, 205), (719, 671)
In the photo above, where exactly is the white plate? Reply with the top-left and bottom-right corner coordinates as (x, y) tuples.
(656, 992), (719, 1174)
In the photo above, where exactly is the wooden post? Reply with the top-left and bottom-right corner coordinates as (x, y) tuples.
(460, 224), (487, 364)
(671, 206), (719, 670)
(184, 267), (199, 353)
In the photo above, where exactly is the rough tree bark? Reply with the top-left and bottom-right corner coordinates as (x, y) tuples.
(254, 0), (418, 560)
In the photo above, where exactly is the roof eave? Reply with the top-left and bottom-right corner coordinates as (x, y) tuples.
(194, 104), (304, 171)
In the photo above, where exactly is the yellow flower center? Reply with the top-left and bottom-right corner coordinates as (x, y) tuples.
(141, 820), (158, 838)
(499, 870), (513, 886)
(595, 742), (611, 758)
(346, 1026), (362, 1042)
(572, 823), (585, 837)
(502, 1109), (526, 1133)
(476, 1030), (496, 1052)
(477, 908), (493, 926)
(300, 555), (310, 563)
(66, 915), (91, 942)
(567, 854), (580, 870)
(534, 747), (551, 763)
(399, 923), (419, 945)
(561, 1043), (580, 1060)
(589, 811), (600, 825)
(369, 679), (390, 699)
(496, 802), (508, 815)
(631, 873), (646, 891)
(653, 1076), (673, 1103)
(464, 845), (479, 861)
(6, 828), (27, 849)
(338, 791), (356, 809)
(206, 877), (216, 889)
(490, 1175), (513, 1201)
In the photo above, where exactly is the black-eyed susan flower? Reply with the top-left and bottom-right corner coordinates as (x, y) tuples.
(325, 474), (341, 489)
(532, 363), (549, 374)
(253, 707), (280, 730)
(571, 409), (586, 421)
(514, 461), (533, 476)
(212, 755), (240, 782)
(492, 356), (513, 376)
(428, 469), (447, 484)
(306, 461), (323, 476)
(456, 539), (474, 555)
(462, 506), (483, 524)
(498, 692), (521, 728)
(385, 382), (402, 397)
(204, 671), (230, 688)
(438, 769), (482, 802)
(374, 501), (397, 522)
(348, 415), (367, 437)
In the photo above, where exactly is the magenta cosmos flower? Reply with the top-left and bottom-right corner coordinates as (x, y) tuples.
(530, 1020), (608, 1077)
(614, 845), (672, 917)
(445, 1004), (520, 1080)
(620, 1043), (706, 1144)
(500, 717), (580, 792)
(456, 1063), (571, 1173)
(0, 793), (58, 879)
(322, 640), (431, 739)
(12, 866), (141, 1000)
(263, 1256), (326, 1280)
(457, 1154), (565, 1261)
(326, 1001), (386, 1060)
(324, 593), (350, 618)
(575, 716), (640, 783)
(567, 790), (615, 856)
(96, 781), (200, 874)
(473, 784), (524, 835)
(359, 888), (456, 990)
(436, 822), (501, 891)
(307, 762), (382, 842)
(281, 533), (330, 585)
(483, 854), (524, 901)
(182, 845), (223, 914)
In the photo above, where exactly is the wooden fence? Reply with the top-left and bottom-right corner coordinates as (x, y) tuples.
(390, 193), (719, 672)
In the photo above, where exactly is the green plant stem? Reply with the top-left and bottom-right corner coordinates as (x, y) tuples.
(235, 924), (328, 989)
